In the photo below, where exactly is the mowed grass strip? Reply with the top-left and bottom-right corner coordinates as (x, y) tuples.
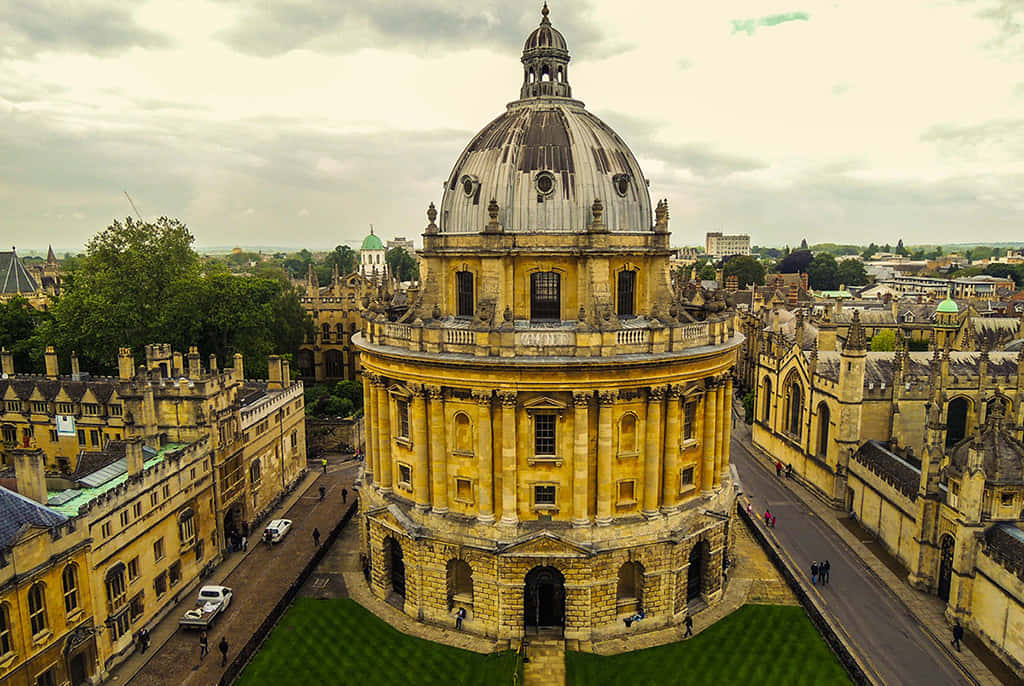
(566, 604), (851, 686)
(235, 598), (517, 686)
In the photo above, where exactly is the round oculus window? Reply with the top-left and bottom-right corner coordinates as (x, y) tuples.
(535, 172), (555, 195)
(461, 176), (477, 197)
(614, 174), (630, 197)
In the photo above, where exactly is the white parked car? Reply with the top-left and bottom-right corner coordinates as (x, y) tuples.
(263, 519), (292, 543)
(180, 585), (233, 629)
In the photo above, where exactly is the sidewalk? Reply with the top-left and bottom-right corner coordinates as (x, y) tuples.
(731, 404), (1007, 685)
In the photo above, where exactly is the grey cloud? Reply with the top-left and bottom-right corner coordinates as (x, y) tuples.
(213, 0), (623, 59)
(0, 1), (171, 57)
(921, 118), (1024, 154)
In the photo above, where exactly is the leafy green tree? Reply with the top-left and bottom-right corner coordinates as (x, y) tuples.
(806, 253), (838, 290)
(722, 255), (766, 286)
(283, 249), (314, 279)
(324, 245), (358, 277)
(870, 330), (897, 351)
(742, 389), (755, 425)
(0, 296), (51, 373)
(386, 247), (419, 282)
(777, 249), (813, 274)
(861, 243), (878, 260)
(835, 259), (868, 287)
(699, 263), (717, 280)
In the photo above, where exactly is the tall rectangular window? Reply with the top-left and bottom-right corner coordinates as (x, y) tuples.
(535, 414), (556, 455)
(397, 399), (410, 439)
(456, 271), (474, 317)
(617, 270), (636, 317)
(534, 484), (556, 506)
(683, 402), (697, 440)
(530, 272), (561, 320)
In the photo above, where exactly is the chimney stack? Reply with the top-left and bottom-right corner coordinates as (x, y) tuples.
(208, 354), (218, 374)
(172, 351), (184, 377)
(187, 346), (202, 378)
(71, 351), (81, 379)
(118, 347), (135, 380)
(125, 435), (145, 478)
(268, 355), (283, 390)
(1, 347), (13, 377)
(281, 359), (291, 388)
(44, 346), (59, 379)
(12, 448), (48, 504)
(233, 353), (244, 383)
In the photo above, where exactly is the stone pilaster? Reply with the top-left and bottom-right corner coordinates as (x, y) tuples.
(713, 381), (725, 488)
(572, 391), (591, 527)
(376, 376), (393, 492)
(427, 385), (448, 514)
(412, 386), (430, 510)
(720, 376), (734, 477)
(661, 385), (681, 512)
(363, 373), (377, 482)
(596, 391), (616, 526)
(643, 386), (665, 516)
(498, 391), (518, 526)
(474, 390), (495, 523)
(701, 380), (718, 495)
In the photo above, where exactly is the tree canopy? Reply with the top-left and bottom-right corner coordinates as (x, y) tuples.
(722, 255), (766, 286)
(806, 253), (838, 290)
(386, 247), (419, 282)
(0, 296), (51, 373)
(870, 330), (897, 352)
(835, 259), (869, 287)
(777, 249), (813, 274)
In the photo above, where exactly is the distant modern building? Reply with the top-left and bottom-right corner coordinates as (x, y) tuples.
(704, 232), (750, 258)
(386, 236), (415, 254)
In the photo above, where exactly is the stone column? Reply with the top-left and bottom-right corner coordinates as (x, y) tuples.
(642, 386), (665, 516)
(362, 373), (376, 482)
(412, 387), (430, 510)
(572, 391), (591, 527)
(713, 381), (726, 488)
(596, 391), (616, 526)
(701, 380), (717, 495)
(474, 390), (494, 523)
(427, 385), (448, 514)
(661, 385), (681, 512)
(720, 377), (734, 478)
(498, 391), (518, 526)
(376, 377), (393, 492)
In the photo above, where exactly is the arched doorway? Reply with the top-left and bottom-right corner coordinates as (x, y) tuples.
(817, 403), (830, 457)
(687, 541), (708, 602)
(938, 535), (955, 602)
(387, 537), (405, 599)
(524, 566), (565, 633)
(946, 398), (969, 448)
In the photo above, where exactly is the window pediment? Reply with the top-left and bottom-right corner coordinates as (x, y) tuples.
(387, 384), (413, 399)
(522, 396), (567, 413)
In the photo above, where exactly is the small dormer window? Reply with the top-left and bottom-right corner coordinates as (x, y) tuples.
(613, 173), (630, 197)
(461, 175), (478, 197)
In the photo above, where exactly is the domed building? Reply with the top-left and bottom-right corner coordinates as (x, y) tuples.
(360, 228), (387, 284)
(354, 6), (742, 646)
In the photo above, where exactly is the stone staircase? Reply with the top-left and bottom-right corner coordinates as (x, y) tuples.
(523, 638), (565, 686)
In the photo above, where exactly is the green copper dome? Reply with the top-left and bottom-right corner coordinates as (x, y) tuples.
(936, 296), (959, 314)
(360, 232), (384, 251)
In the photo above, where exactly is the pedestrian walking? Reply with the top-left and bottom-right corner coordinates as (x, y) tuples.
(822, 559), (831, 585)
(455, 606), (467, 630)
(138, 627), (150, 653)
(746, 502), (753, 517)
(313, 527), (321, 547)
(322, 457), (328, 473)
(241, 535), (247, 552)
(811, 561), (819, 585)
(764, 509), (772, 526)
(775, 461), (783, 477)
(683, 615), (693, 637)
(319, 485), (326, 501)
(951, 620), (963, 652)
(199, 630), (209, 659)
(218, 636), (229, 667)
(769, 514), (776, 528)
(342, 488), (348, 504)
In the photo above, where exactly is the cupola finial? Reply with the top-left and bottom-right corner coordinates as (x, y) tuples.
(541, 2), (550, 24)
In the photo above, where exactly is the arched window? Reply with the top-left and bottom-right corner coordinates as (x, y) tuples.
(617, 270), (637, 317)
(105, 563), (126, 611)
(616, 561), (644, 614)
(453, 413), (472, 453)
(557, 67), (564, 83)
(0, 603), (11, 656)
(530, 272), (561, 321)
(541, 64), (551, 82)
(178, 508), (196, 545)
(456, 271), (474, 317)
(321, 323), (331, 342)
(946, 397), (969, 448)
(529, 68), (536, 84)
(446, 559), (474, 609)
(28, 582), (48, 635)
(761, 378), (772, 423)
(816, 403), (830, 457)
(250, 459), (262, 488)
(618, 414), (637, 454)
(784, 379), (802, 437)
(335, 323), (345, 339)
(62, 564), (79, 614)
(324, 350), (344, 379)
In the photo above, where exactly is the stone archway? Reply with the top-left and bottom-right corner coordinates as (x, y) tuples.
(386, 537), (406, 600)
(524, 566), (565, 633)
(938, 534), (955, 602)
(687, 540), (709, 602)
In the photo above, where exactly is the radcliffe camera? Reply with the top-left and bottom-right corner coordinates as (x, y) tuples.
(1, 3), (1022, 686)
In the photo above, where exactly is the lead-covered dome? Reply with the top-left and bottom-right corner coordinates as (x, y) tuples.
(438, 5), (653, 234)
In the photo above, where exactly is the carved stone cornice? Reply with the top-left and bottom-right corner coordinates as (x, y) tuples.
(471, 389), (493, 405)
(598, 390), (618, 406)
(666, 384), (682, 400)
(573, 391), (591, 408)
(425, 384), (444, 401)
(648, 386), (667, 402)
(497, 391), (518, 408)
(410, 385), (426, 399)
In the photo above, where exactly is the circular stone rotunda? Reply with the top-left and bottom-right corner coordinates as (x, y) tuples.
(354, 5), (742, 648)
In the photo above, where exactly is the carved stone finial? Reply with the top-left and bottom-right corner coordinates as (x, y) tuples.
(484, 199), (502, 233)
(578, 306), (587, 322)
(503, 305), (513, 322)
(589, 198), (606, 232)
(425, 202), (438, 234)
(432, 303), (441, 320)
(654, 198), (670, 232)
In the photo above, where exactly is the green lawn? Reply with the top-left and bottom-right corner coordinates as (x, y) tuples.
(566, 604), (851, 686)
(235, 598), (519, 686)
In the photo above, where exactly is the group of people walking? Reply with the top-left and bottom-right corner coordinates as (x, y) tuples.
(810, 560), (831, 585)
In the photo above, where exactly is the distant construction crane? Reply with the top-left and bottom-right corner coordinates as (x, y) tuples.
(123, 191), (143, 220)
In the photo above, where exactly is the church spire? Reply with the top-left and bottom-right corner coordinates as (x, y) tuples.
(520, 3), (572, 99)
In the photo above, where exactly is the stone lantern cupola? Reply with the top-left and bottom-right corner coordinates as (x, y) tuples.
(521, 4), (572, 99)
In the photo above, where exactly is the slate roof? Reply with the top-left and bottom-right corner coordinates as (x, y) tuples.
(851, 440), (921, 499)
(0, 484), (67, 549)
(0, 377), (118, 402)
(0, 250), (40, 294)
(946, 423), (1024, 486)
(72, 440), (128, 480)
(983, 524), (1024, 581)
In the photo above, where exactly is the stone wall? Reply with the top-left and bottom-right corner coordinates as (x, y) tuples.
(305, 416), (363, 455)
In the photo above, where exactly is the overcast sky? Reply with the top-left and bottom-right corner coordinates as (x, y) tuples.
(1, 0), (1022, 253)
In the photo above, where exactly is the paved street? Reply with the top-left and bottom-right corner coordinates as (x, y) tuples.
(730, 417), (982, 686)
(121, 456), (358, 686)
